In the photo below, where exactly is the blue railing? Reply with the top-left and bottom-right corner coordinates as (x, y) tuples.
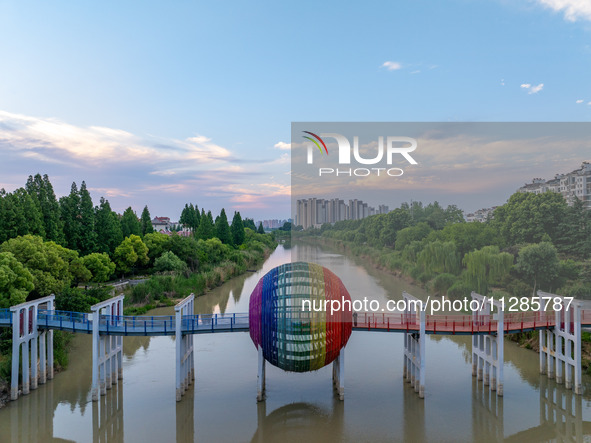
(0, 310), (250, 336)
(182, 313), (249, 333)
(0, 308), (11, 324)
(100, 315), (176, 335)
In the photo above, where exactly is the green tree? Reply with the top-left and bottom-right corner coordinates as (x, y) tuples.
(82, 253), (116, 283)
(516, 242), (560, 295)
(0, 251), (35, 307)
(0, 235), (72, 297)
(94, 197), (123, 254)
(463, 245), (514, 295)
(257, 222), (265, 234)
(120, 207), (141, 238)
(197, 209), (215, 240)
(417, 240), (461, 275)
(395, 222), (432, 251)
(60, 182), (82, 252)
(154, 251), (188, 273)
(231, 211), (245, 246)
(243, 218), (257, 231)
(140, 205), (154, 236)
(78, 181), (97, 255)
(25, 174), (64, 243)
(113, 235), (149, 275)
(493, 192), (567, 245)
(143, 232), (171, 264)
(215, 209), (232, 245)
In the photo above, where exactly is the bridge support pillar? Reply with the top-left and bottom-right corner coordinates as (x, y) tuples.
(333, 348), (345, 400)
(538, 292), (583, 395)
(92, 295), (124, 402)
(10, 295), (55, 401)
(403, 292), (425, 398)
(175, 294), (194, 402)
(257, 345), (266, 402)
(471, 292), (503, 397)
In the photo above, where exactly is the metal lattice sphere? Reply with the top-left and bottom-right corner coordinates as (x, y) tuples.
(249, 262), (352, 372)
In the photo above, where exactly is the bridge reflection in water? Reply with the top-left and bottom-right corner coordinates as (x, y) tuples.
(3, 363), (591, 442)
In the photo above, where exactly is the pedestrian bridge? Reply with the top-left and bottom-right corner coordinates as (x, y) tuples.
(1, 291), (590, 404)
(3, 307), (591, 337)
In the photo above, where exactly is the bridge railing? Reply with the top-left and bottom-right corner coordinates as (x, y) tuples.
(38, 310), (91, 332)
(99, 315), (176, 334)
(0, 308), (11, 324)
(181, 313), (250, 333)
(355, 310), (560, 333)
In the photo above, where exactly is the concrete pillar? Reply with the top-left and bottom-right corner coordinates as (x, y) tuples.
(47, 299), (54, 380)
(335, 349), (345, 400)
(22, 308), (30, 396)
(92, 310), (100, 401)
(257, 345), (266, 402)
(100, 333), (106, 396)
(555, 309), (563, 384)
(31, 315), (38, 390)
(539, 329), (547, 374)
(11, 309), (21, 401)
(574, 304), (582, 394)
(497, 307), (504, 397)
(418, 310), (425, 399)
(547, 330), (554, 379)
(39, 331), (46, 384)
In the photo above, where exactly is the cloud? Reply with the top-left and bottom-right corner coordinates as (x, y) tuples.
(520, 83), (544, 94)
(576, 99), (584, 103)
(535, 0), (591, 22)
(501, 79), (505, 86)
(410, 70), (421, 74)
(274, 141), (291, 150)
(0, 109), (291, 218)
(382, 61), (402, 71)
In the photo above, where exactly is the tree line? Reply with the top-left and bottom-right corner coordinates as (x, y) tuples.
(0, 173), (270, 308)
(308, 192), (591, 300)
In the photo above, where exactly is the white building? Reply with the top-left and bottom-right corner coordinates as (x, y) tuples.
(518, 162), (591, 209)
(296, 197), (387, 229)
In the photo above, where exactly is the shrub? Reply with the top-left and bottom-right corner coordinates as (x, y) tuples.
(447, 281), (471, 300)
(432, 273), (456, 295)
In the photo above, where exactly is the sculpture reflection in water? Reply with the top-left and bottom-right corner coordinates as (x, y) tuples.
(250, 400), (344, 443)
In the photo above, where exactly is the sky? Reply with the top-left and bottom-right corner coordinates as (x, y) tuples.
(1, 0), (591, 220)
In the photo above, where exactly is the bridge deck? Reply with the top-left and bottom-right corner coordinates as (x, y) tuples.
(1, 308), (591, 336)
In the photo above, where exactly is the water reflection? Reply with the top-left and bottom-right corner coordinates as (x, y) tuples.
(4, 245), (591, 441)
(92, 382), (124, 443)
(250, 401), (344, 443)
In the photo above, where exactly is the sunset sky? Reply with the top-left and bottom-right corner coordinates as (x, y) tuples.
(1, 1), (591, 220)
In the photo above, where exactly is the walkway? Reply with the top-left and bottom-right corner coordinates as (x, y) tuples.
(2, 308), (591, 337)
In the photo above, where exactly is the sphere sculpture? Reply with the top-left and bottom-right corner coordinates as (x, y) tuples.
(249, 262), (352, 372)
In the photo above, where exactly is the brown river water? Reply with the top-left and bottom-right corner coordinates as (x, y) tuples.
(1, 244), (591, 442)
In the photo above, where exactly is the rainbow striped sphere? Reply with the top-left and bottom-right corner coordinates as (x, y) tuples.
(249, 262), (352, 372)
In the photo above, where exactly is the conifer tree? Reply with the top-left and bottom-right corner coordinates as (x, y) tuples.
(120, 207), (141, 238)
(95, 197), (123, 255)
(257, 222), (265, 234)
(215, 208), (232, 245)
(78, 181), (97, 255)
(140, 205), (154, 236)
(231, 211), (245, 246)
(60, 182), (82, 251)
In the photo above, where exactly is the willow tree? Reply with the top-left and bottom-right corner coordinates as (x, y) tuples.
(463, 245), (513, 295)
(417, 240), (460, 275)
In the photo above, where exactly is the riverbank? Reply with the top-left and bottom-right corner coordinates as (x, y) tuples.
(123, 240), (276, 314)
(297, 235), (591, 370)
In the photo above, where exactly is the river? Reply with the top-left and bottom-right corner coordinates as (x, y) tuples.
(1, 244), (591, 442)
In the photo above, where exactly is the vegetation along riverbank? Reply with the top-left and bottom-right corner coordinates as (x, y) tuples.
(0, 173), (276, 407)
